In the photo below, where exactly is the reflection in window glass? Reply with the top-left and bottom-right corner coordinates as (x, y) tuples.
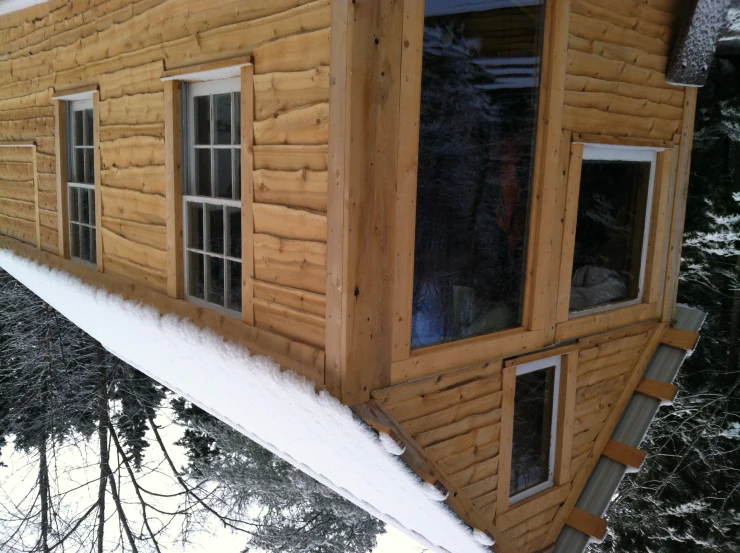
(411, 1), (545, 348)
(570, 160), (652, 312)
(510, 365), (555, 498)
(67, 100), (97, 265)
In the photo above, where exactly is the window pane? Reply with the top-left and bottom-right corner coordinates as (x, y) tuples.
(78, 187), (89, 224)
(68, 188), (79, 223)
(207, 256), (225, 306)
(74, 149), (85, 183)
(214, 93), (231, 145)
(215, 149), (232, 198)
(80, 226), (90, 262)
(195, 149), (211, 196)
(233, 92), (241, 145)
(84, 148), (94, 185)
(569, 160), (651, 312)
(84, 109), (94, 146)
(188, 252), (205, 300)
(510, 367), (554, 497)
(194, 96), (211, 145)
(227, 207), (241, 258)
(228, 261), (242, 312)
(70, 223), (79, 258)
(411, 2), (545, 349)
(74, 110), (84, 146)
(187, 202), (204, 250)
(206, 204), (224, 254)
(88, 190), (96, 226)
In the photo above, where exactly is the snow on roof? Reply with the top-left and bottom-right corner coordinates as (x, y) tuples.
(0, 248), (490, 553)
(0, 0), (48, 16)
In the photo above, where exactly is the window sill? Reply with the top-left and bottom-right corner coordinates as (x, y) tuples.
(390, 328), (547, 386)
(554, 301), (659, 342)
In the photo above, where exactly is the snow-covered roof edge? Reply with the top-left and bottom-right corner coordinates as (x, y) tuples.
(0, 247), (490, 553)
(0, 0), (48, 16)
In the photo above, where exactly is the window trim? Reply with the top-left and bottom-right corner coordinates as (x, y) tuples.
(181, 77), (244, 318)
(567, 145), (658, 319)
(53, 85), (102, 271)
(389, 0), (561, 380)
(508, 355), (561, 504)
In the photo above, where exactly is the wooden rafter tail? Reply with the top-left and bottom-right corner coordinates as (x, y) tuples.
(565, 507), (607, 541)
(635, 378), (679, 403)
(661, 327), (699, 351)
(602, 440), (646, 470)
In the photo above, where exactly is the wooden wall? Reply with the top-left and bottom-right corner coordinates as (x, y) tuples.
(0, 0), (331, 355)
(563, 0), (686, 143)
(369, 319), (664, 553)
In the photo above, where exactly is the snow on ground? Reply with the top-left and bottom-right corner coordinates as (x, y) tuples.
(0, 248), (489, 553)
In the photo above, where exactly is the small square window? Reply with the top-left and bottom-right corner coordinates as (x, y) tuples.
(183, 78), (242, 316)
(569, 147), (655, 314)
(66, 99), (97, 266)
(510, 356), (560, 503)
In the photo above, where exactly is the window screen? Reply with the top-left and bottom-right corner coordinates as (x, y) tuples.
(184, 78), (242, 315)
(411, 0), (546, 348)
(569, 153), (653, 313)
(66, 100), (96, 265)
(510, 363), (556, 499)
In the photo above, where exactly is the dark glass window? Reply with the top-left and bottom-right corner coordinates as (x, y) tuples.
(569, 158), (652, 313)
(66, 101), (96, 265)
(411, 1), (546, 348)
(510, 365), (555, 498)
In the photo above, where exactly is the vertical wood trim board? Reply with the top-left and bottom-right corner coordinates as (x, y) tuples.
(662, 88), (698, 321)
(555, 350), (577, 485)
(496, 365), (517, 516)
(555, 142), (584, 323)
(32, 144), (41, 250)
(524, 0), (570, 332)
(325, 0), (350, 398)
(241, 64), (256, 325)
(92, 91), (104, 272)
(164, 80), (184, 299)
(644, 148), (673, 305)
(391, 0), (424, 363)
(54, 100), (70, 259)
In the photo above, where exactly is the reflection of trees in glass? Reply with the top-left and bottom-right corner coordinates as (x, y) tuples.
(510, 368), (554, 497)
(412, 12), (541, 348)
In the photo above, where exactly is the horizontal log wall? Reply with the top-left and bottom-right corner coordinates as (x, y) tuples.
(564, 0), (685, 142)
(0, 0), (332, 365)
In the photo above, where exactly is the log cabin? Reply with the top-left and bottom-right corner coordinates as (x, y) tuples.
(0, 0), (720, 552)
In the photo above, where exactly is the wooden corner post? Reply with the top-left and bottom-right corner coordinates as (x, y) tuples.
(326, 0), (404, 404)
(164, 80), (184, 299)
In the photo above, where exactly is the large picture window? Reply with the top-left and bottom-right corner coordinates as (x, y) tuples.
(569, 147), (656, 314)
(510, 356), (560, 503)
(411, 0), (546, 348)
(66, 99), (96, 265)
(183, 78), (242, 315)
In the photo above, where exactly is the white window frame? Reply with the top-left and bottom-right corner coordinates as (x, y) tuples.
(509, 355), (561, 504)
(66, 98), (96, 267)
(569, 145), (659, 318)
(182, 77), (242, 317)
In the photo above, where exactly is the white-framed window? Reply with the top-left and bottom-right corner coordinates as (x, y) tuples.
(66, 99), (96, 265)
(183, 78), (242, 316)
(509, 355), (561, 504)
(569, 145), (657, 315)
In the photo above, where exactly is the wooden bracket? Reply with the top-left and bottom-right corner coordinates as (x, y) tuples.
(661, 327), (699, 351)
(602, 439), (646, 470)
(636, 378), (679, 402)
(566, 507), (607, 541)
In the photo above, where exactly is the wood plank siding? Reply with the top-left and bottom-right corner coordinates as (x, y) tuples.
(0, 0), (331, 374)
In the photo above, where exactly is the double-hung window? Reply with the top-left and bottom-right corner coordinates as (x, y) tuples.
(66, 100), (97, 265)
(569, 146), (656, 314)
(183, 78), (242, 315)
(509, 356), (560, 503)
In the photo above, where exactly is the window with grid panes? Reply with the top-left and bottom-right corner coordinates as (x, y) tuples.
(67, 99), (97, 265)
(184, 78), (242, 315)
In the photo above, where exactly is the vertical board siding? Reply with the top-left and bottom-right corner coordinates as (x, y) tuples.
(0, 0), (331, 352)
